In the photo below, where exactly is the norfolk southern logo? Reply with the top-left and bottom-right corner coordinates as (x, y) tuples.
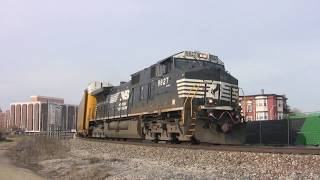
(211, 84), (220, 98)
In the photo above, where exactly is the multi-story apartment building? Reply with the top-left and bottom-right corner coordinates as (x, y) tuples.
(0, 110), (10, 129)
(10, 96), (78, 132)
(239, 94), (288, 121)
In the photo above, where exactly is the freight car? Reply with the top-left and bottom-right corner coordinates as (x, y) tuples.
(77, 51), (246, 144)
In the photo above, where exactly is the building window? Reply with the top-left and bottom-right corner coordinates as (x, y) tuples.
(256, 112), (268, 120)
(247, 104), (253, 112)
(257, 100), (261, 107)
(256, 99), (267, 107)
(278, 113), (283, 119)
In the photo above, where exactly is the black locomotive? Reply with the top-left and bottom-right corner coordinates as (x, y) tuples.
(79, 51), (245, 144)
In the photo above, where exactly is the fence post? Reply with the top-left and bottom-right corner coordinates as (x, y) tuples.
(259, 121), (262, 145)
(287, 118), (290, 146)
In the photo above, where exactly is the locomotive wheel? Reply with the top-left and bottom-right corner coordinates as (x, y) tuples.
(190, 136), (200, 145)
(171, 134), (180, 144)
(153, 133), (160, 143)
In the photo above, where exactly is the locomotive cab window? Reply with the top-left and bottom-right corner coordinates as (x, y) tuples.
(131, 74), (140, 85)
(175, 58), (225, 71)
(159, 58), (173, 76)
(150, 66), (157, 78)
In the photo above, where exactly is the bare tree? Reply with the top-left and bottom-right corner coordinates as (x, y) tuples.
(290, 107), (303, 115)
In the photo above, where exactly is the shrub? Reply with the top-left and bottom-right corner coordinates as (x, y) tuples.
(0, 128), (7, 141)
(11, 136), (70, 164)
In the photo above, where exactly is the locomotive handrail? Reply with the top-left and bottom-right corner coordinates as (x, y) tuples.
(190, 85), (201, 117)
(182, 84), (201, 108)
(182, 84), (196, 125)
(182, 84), (201, 125)
(183, 84), (196, 107)
(239, 87), (247, 120)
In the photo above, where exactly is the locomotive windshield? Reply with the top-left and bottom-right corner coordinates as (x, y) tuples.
(174, 58), (225, 71)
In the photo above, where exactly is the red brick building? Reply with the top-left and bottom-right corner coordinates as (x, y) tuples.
(0, 110), (10, 129)
(239, 94), (288, 121)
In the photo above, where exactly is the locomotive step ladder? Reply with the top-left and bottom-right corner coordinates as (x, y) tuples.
(185, 115), (197, 137)
(183, 84), (201, 138)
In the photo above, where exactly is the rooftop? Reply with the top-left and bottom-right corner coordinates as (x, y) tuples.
(240, 94), (286, 98)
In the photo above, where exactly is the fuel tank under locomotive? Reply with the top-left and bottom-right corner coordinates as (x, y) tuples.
(104, 119), (143, 139)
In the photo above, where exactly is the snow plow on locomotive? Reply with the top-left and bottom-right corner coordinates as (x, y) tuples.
(77, 51), (246, 144)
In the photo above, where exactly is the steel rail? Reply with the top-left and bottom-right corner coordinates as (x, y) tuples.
(78, 137), (320, 155)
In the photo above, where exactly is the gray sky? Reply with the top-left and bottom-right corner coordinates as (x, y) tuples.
(0, 0), (319, 112)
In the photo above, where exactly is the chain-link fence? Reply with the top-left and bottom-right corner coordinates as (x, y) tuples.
(245, 118), (319, 146)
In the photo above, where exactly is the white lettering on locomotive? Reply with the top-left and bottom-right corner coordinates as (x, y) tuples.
(109, 89), (130, 104)
(117, 101), (128, 111)
(120, 90), (130, 101)
(158, 77), (169, 87)
(109, 92), (120, 103)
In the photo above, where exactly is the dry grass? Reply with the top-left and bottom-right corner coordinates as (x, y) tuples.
(9, 137), (112, 180)
(0, 128), (8, 141)
(10, 136), (70, 165)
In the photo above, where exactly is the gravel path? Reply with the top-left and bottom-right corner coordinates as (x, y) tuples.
(0, 141), (43, 180)
(37, 138), (320, 179)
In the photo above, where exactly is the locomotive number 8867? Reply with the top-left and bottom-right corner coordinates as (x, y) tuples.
(77, 51), (246, 144)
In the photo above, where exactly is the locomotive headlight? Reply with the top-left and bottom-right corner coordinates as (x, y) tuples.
(208, 98), (214, 104)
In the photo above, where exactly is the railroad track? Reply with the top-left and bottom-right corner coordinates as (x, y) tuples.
(78, 137), (320, 155)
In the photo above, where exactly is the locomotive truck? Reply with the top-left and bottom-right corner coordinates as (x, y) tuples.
(77, 51), (246, 144)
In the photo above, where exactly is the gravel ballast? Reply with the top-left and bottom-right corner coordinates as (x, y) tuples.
(38, 139), (320, 179)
